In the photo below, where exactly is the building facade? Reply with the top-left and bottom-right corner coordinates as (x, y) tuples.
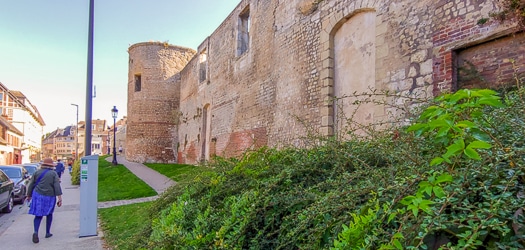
(77, 119), (109, 157)
(42, 130), (58, 159)
(0, 83), (45, 163)
(0, 116), (24, 164)
(53, 126), (75, 160)
(127, 0), (524, 164)
(41, 119), (113, 161)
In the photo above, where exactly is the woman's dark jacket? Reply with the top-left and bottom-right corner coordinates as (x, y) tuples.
(27, 167), (63, 197)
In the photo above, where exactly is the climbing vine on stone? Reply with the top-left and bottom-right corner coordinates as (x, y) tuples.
(492, 0), (525, 30)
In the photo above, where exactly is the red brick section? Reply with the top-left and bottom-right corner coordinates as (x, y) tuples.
(177, 127), (267, 163)
(433, 10), (525, 93)
(220, 127), (268, 158)
(177, 151), (183, 164)
(457, 32), (525, 89)
(184, 142), (198, 164)
(433, 16), (486, 94)
(210, 127), (268, 157)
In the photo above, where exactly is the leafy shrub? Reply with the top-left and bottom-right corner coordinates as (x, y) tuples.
(125, 86), (525, 249)
(71, 158), (80, 185)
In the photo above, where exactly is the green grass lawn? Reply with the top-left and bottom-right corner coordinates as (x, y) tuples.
(99, 162), (209, 249)
(97, 157), (157, 202)
(145, 163), (212, 184)
(99, 202), (152, 250)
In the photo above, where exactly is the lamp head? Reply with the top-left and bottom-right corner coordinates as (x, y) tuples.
(111, 106), (118, 119)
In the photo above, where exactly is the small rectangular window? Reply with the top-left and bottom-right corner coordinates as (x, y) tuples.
(135, 74), (142, 92)
(237, 6), (250, 56)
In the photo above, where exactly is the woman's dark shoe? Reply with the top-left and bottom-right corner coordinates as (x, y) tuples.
(45, 233), (53, 238)
(32, 233), (39, 243)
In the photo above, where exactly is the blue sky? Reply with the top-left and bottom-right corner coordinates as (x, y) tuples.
(0, 0), (240, 133)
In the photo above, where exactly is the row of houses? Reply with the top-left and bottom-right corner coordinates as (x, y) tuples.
(41, 118), (127, 161)
(0, 81), (128, 164)
(0, 82), (45, 164)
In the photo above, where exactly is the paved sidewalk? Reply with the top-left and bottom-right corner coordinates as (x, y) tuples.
(98, 155), (176, 208)
(0, 170), (106, 250)
(0, 155), (177, 249)
(113, 155), (176, 195)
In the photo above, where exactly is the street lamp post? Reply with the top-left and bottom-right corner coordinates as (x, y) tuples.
(111, 106), (118, 165)
(71, 104), (79, 160)
(107, 126), (110, 155)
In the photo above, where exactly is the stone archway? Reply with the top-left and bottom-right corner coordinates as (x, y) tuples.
(333, 10), (376, 138)
(318, 3), (379, 137)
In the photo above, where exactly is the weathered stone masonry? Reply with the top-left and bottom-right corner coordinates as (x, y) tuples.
(127, 43), (195, 163)
(127, 0), (523, 164)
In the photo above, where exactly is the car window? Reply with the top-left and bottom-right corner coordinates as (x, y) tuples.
(24, 166), (37, 175)
(0, 168), (21, 178)
(0, 171), (8, 182)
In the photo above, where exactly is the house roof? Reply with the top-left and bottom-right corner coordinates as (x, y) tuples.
(61, 126), (72, 136)
(0, 115), (24, 136)
(9, 90), (46, 126)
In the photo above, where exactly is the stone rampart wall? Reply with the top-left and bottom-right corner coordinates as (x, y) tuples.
(128, 0), (522, 164)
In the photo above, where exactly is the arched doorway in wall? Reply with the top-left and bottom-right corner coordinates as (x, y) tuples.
(200, 104), (211, 162)
(333, 10), (376, 138)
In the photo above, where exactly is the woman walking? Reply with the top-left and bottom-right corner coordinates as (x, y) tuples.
(26, 158), (63, 243)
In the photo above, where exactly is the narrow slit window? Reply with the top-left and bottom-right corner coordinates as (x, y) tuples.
(134, 74), (141, 92)
(237, 7), (250, 56)
(199, 49), (208, 83)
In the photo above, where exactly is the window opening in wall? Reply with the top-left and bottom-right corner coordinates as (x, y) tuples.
(134, 74), (142, 92)
(199, 49), (208, 83)
(200, 104), (210, 162)
(237, 6), (250, 56)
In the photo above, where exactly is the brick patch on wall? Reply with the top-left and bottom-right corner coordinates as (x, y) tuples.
(456, 32), (525, 89)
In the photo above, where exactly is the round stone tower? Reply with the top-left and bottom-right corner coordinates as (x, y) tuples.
(127, 42), (196, 163)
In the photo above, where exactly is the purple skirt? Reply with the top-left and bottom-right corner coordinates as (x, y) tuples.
(28, 191), (56, 216)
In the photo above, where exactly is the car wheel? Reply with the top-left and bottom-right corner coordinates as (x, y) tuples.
(2, 195), (14, 213)
(17, 187), (27, 204)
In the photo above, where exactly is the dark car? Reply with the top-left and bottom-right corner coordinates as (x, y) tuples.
(0, 169), (14, 213)
(22, 163), (40, 178)
(0, 165), (29, 204)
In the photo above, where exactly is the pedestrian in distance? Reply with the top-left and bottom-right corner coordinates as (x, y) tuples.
(55, 159), (65, 180)
(26, 158), (63, 244)
(119, 145), (123, 154)
(67, 160), (73, 174)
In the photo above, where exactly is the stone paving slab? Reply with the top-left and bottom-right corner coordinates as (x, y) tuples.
(98, 195), (159, 209)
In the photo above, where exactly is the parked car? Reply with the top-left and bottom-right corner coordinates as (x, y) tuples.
(22, 163), (40, 178)
(0, 169), (14, 213)
(0, 165), (29, 204)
